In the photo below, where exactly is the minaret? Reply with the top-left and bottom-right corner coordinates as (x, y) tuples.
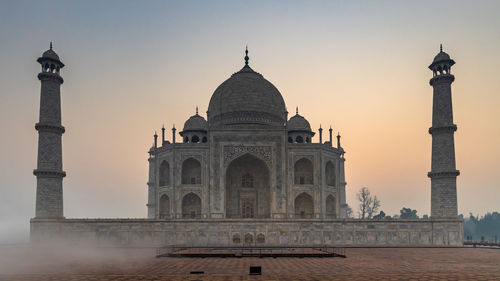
(428, 45), (459, 218)
(33, 43), (66, 218)
(147, 146), (156, 219)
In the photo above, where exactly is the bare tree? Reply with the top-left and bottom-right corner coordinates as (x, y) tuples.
(367, 196), (381, 219)
(357, 187), (381, 219)
(357, 187), (371, 219)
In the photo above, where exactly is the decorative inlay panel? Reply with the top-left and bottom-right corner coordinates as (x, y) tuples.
(223, 145), (273, 167)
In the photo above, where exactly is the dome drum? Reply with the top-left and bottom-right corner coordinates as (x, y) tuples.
(209, 110), (286, 127)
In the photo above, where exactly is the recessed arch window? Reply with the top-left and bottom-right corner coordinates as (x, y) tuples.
(181, 158), (201, 184)
(294, 158), (313, 185)
(325, 161), (336, 186)
(191, 135), (200, 143)
(159, 160), (170, 186)
(296, 136), (304, 143)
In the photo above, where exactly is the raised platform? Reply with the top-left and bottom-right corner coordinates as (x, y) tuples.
(157, 246), (346, 258)
(30, 218), (463, 247)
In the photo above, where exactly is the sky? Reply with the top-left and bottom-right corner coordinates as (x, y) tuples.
(0, 0), (499, 243)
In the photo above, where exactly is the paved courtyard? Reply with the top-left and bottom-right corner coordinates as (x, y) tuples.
(0, 245), (499, 280)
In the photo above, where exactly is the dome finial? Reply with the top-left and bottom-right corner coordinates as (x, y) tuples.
(440, 43), (443, 52)
(196, 106), (198, 115)
(244, 45), (249, 66)
(296, 106), (298, 115)
(50, 42), (53, 50)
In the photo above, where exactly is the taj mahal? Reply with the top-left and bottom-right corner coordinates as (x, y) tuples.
(31, 45), (463, 247)
(146, 48), (347, 222)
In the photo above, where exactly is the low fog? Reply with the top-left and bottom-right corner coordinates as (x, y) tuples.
(0, 243), (154, 275)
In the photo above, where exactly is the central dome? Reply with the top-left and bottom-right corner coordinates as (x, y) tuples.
(208, 63), (287, 127)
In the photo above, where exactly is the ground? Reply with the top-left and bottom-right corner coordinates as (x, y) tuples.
(0, 245), (499, 280)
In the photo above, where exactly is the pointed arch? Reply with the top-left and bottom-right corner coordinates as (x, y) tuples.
(295, 192), (314, 218)
(159, 160), (170, 186)
(159, 194), (170, 219)
(244, 233), (253, 245)
(181, 158), (201, 184)
(294, 158), (313, 185)
(232, 233), (241, 244)
(256, 233), (266, 244)
(225, 153), (270, 218)
(326, 194), (336, 218)
(325, 161), (336, 186)
(182, 192), (201, 218)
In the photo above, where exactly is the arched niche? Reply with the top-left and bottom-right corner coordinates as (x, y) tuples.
(159, 194), (170, 219)
(295, 192), (314, 218)
(182, 192), (201, 218)
(326, 194), (336, 218)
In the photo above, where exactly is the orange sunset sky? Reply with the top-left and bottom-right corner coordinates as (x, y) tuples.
(0, 0), (499, 242)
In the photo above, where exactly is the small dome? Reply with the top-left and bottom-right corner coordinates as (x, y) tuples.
(432, 51), (451, 64)
(429, 45), (455, 70)
(42, 49), (60, 61)
(182, 114), (208, 132)
(287, 114), (311, 132)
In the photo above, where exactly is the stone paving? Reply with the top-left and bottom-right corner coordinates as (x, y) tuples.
(0, 246), (499, 280)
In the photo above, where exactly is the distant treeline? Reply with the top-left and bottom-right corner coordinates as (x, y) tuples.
(462, 212), (500, 242)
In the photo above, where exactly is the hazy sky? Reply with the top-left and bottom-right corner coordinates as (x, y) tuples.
(1, 0), (499, 243)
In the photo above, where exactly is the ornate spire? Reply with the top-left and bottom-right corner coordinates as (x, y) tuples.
(319, 124), (323, 144)
(337, 132), (341, 149)
(244, 45), (249, 66)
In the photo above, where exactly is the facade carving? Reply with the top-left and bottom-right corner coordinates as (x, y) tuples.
(223, 145), (273, 167)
